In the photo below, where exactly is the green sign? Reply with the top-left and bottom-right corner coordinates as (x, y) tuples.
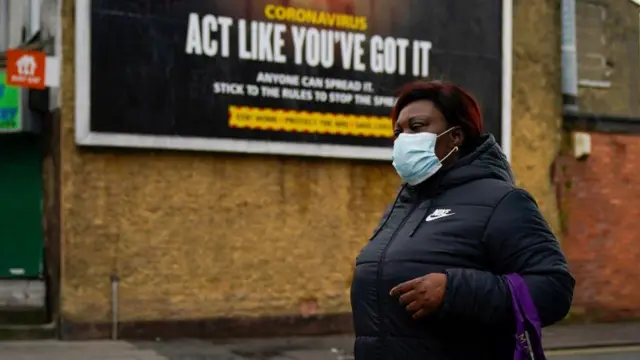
(0, 71), (21, 132)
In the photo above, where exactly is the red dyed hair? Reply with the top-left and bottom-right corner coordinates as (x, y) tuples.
(391, 80), (484, 144)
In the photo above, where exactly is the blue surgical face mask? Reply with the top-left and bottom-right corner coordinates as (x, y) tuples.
(392, 128), (459, 185)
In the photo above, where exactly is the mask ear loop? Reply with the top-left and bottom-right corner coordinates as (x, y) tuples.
(440, 145), (459, 163)
(436, 126), (456, 139)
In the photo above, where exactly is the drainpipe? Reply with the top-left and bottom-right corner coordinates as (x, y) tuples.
(28, 0), (41, 37)
(561, 0), (592, 160)
(561, 0), (579, 113)
(0, 0), (8, 51)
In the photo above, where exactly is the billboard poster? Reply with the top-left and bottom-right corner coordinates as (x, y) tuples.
(0, 71), (22, 133)
(75, 0), (511, 160)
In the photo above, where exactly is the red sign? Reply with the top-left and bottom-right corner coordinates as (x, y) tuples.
(6, 49), (46, 89)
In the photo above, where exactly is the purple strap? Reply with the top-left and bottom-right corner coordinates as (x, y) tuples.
(505, 274), (546, 360)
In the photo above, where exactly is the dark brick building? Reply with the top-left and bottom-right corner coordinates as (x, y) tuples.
(558, 0), (640, 322)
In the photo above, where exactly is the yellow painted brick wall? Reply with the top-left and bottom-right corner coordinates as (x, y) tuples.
(510, 0), (563, 235)
(59, 0), (562, 323)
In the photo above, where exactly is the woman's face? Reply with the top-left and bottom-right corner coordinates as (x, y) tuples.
(394, 100), (462, 163)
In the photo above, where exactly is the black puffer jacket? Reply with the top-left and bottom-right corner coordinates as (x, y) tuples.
(350, 134), (575, 360)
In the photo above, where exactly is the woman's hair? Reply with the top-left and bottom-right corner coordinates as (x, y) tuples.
(391, 80), (484, 154)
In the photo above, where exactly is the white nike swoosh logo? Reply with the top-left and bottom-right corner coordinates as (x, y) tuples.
(425, 213), (455, 222)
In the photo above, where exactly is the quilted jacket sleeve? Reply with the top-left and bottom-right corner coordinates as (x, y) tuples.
(439, 188), (575, 328)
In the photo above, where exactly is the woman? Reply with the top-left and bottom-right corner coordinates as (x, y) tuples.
(350, 80), (575, 360)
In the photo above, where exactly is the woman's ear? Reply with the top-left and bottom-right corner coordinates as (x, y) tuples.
(451, 126), (465, 148)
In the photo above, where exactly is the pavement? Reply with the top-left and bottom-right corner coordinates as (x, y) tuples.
(1, 322), (640, 359)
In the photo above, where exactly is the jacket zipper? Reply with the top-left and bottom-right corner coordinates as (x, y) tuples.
(375, 201), (419, 351)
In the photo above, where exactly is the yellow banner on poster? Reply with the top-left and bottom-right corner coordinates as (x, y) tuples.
(228, 106), (393, 138)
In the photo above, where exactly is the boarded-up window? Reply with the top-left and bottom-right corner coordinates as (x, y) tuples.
(576, 1), (611, 87)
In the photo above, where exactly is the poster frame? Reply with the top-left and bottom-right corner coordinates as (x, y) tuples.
(74, 0), (512, 161)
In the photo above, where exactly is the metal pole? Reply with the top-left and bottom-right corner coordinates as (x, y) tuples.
(111, 274), (119, 340)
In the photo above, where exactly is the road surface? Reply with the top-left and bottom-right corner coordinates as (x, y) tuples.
(2, 340), (640, 359)
(548, 345), (640, 360)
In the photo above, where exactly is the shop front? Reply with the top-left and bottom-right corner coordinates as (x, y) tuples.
(0, 71), (43, 281)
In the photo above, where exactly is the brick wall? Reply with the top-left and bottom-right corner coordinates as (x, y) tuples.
(558, 0), (640, 322)
(555, 132), (640, 321)
(576, 0), (640, 116)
